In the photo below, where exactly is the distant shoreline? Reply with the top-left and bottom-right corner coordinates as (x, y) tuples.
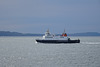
(0, 31), (100, 36)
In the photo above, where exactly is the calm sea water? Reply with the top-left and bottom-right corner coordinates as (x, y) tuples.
(0, 36), (100, 67)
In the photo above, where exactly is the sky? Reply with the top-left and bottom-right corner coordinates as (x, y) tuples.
(0, 0), (100, 34)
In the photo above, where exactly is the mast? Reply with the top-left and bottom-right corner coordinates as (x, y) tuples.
(46, 29), (49, 33)
(45, 29), (50, 36)
(64, 29), (65, 33)
(62, 29), (67, 36)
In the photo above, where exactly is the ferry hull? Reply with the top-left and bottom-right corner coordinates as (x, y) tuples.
(36, 39), (80, 43)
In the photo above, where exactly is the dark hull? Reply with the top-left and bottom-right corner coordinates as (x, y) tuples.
(36, 39), (80, 43)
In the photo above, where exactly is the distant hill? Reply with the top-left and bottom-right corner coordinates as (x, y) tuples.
(68, 32), (100, 36)
(0, 31), (100, 36)
(0, 31), (43, 36)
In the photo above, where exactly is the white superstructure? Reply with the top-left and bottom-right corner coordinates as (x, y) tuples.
(42, 29), (69, 40)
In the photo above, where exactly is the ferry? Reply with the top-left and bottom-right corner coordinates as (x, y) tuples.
(36, 29), (80, 43)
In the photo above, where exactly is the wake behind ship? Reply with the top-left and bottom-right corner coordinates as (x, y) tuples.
(36, 29), (80, 43)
